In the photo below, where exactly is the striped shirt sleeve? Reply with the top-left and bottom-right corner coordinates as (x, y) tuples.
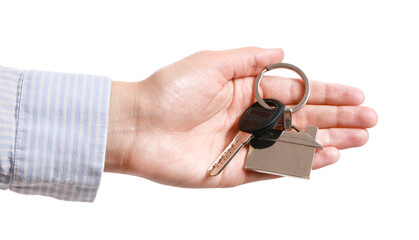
(0, 65), (111, 202)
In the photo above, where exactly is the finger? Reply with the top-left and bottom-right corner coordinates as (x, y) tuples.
(312, 147), (340, 170)
(260, 76), (365, 106)
(203, 47), (284, 80)
(316, 128), (369, 149)
(293, 105), (378, 129)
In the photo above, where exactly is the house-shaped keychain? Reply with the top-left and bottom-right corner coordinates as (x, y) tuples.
(245, 126), (323, 179)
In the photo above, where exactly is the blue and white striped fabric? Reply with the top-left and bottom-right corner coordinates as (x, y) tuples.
(0, 66), (111, 202)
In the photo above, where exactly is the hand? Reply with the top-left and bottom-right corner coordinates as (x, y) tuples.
(105, 47), (378, 188)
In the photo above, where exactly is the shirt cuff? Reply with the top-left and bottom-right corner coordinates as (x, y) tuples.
(0, 66), (22, 191)
(1, 66), (111, 202)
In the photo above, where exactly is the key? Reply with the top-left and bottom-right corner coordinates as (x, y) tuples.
(245, 126), (322, 179)
(207, 99), (285, 176)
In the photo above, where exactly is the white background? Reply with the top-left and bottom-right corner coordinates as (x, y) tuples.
(1, 0), (418, 239)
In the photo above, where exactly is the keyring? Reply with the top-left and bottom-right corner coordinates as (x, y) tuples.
(254, 63), (310, 112)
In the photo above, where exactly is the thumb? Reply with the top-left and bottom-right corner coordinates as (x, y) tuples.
(201, 47), (284, 80)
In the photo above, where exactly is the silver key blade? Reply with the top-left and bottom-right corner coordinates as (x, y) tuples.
(207, 131), (253, 177)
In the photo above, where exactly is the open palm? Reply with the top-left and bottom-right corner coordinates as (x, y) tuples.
(107, 47), (377, 188)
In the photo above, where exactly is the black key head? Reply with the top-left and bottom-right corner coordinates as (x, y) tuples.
(238, 99), (285, 138)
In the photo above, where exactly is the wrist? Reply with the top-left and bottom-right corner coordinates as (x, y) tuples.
(105, 81), (141, 174)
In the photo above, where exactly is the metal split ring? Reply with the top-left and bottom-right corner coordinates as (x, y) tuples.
(254, 63), (310, 112)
